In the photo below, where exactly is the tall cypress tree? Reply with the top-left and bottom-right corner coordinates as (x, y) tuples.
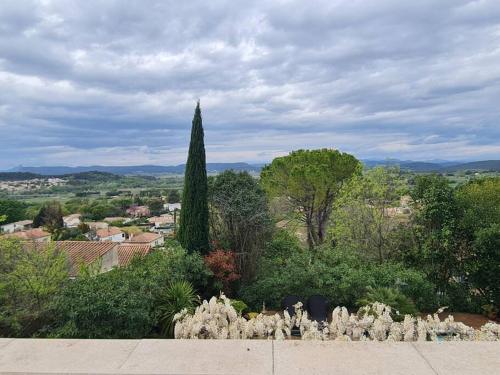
(177, 101), (210, 253)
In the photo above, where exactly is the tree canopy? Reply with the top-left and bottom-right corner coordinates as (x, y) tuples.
(261, 149), (361, 249)
(177, 102), (210, 253)
(332, 167), (407, 263)
(0, 238), (68, 336)
(0, 199), (28, 224)
(209, 170), (272, 280)
(33, 201), (64, 233)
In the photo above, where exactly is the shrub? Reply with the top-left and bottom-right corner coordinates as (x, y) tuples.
(0, 238), (68, 337)
(204, 249), (240, 295)
(263, 229), (303, 259)
(50, 269), (154, 338)
(240, 241), (436, 311)
(240, 248), (369, 310)
(230, 299), (248, 314)
(357, 287), (418, 321)
(368, 263), (437, 311)
(158, 281), (198, 337)
(49, 241), (213, 338)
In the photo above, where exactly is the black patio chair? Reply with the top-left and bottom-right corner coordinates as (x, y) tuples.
(307, 295), (329, 324)
(281, 295), (303, 317)
(281, 295), (303, 337)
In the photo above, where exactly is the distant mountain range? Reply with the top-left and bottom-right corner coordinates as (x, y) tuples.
(362, 159), (500, 172)
(4, 159), (500, 176)
(6, 163), (264, 176)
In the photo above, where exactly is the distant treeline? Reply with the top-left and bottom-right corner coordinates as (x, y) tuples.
(0, 171), (157, 183)
(363, 159), (500, 172)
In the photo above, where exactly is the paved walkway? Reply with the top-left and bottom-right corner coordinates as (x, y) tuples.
(0, 339), (498, 374)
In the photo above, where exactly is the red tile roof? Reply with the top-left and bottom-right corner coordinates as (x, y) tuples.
(4, 228), (50, 240)
(117, 243), (151, 266)
(128, 232), (162, 243)
(148, 216), (174, 224)
(55, 241), (117, 276)
(96, 227), (124, 238)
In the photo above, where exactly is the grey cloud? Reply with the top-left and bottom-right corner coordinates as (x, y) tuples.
(0, 0), (499, 168)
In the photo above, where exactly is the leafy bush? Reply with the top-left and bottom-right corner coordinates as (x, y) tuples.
(0, 199), (28, 224)
(240, 247), (368, 310)
(0, 238), (68, 337)
(240, 239), (436, 311)
(204, 249), (240, 295)
(230, 299), (248, 314)
(367, 262), (437, 311)
(49, 241), (213, 338)
(158, 281), (198, 337)
(357, 287), (418, 321)
(263, 229), (303, 259)
(50, 268), (154, 338)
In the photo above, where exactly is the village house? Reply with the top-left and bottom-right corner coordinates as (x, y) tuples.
(103, 216), (131, 224)
(0, 219), (33, 233)
(163, 202), (181, 212)
(148, 215), (174, 228)
(63, 213), (81, 228)
(87, 221), (109, 230)
(54, 241), (152, 278)
(56, 241), (119, 277)
(3, 228), (51, 242)
(127, 232), (164, 247)
(126, 205), (150, 218)
(117, 243), (151, 267)
(95, 227), (126, 242)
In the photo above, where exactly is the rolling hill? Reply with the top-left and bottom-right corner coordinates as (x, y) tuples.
(7, 163), (262, 176)
(4, 159), (499, 176)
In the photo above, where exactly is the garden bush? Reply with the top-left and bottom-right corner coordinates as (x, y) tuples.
(240, 240), (436, 311)
(0, 238), (68, 337)
(158, 280), (198, 337)
(49, 241), (213, 338)
(50, 268), (155, 338)
(357, 287), (418, 321)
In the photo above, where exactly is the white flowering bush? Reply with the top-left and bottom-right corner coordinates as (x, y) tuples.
(174, 294), (500, 341)
(173, 294), (294, 339)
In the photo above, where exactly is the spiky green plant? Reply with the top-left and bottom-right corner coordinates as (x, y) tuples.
(357, 287), (418, 321)
(158, 280), (198, 337)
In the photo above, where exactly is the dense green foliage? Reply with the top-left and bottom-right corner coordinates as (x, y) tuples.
(456, 178), (500, 309)
(209, 170), (272, 280)
(33, 201), (64, 233)
(50, 242), (212, 338)
(331, 167), (406, 263)
(0, 239), (68, 337)
(178, 102), (210, 253)
(240, 232), (436, 311)
(261, 149), (361, 249)
(167, 189), (181, 203)
(147, 197), (164, 216)
(357, 287), (418, 321)
(158, 280), (198, 337)
(0, 199), (28, 224)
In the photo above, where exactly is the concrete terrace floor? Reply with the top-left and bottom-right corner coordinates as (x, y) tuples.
(0, 339), (499, 375)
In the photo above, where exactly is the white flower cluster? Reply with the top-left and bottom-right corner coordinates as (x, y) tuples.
(174, 296), (500, 341)
(173, 294), (294, 339)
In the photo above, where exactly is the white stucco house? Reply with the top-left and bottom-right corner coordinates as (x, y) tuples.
(163, 203), (181, 212)
(63, 214), (81, 228)
(95, 227), (126, 242)
(0, 220), (33, 233)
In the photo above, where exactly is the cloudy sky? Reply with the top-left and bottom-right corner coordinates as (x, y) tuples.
(1, 0), (499, 169)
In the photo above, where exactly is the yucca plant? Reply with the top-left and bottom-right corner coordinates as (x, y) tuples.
(158, 280), (199, 337)
(357, 287), (418, 321)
